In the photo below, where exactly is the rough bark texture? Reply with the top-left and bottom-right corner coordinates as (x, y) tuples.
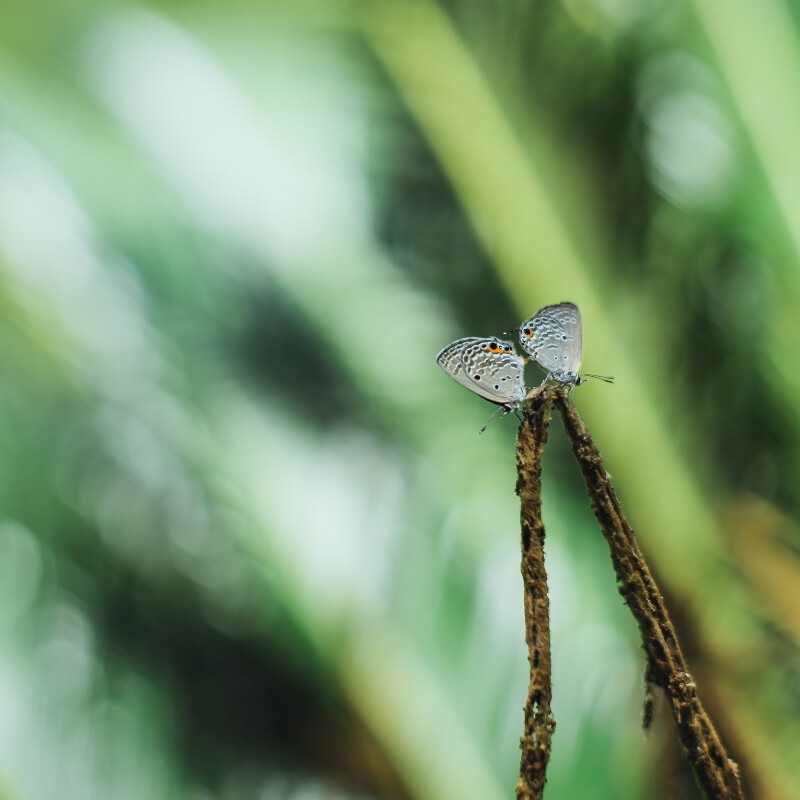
(514, 387), (557, 800)
(551, 389), (745, 800)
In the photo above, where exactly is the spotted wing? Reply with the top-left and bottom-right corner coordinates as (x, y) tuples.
(519, 302), (582, 376)
(436, 337), (526, 405)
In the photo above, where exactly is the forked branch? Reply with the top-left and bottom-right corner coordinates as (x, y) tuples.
(514, 387), (745, 800)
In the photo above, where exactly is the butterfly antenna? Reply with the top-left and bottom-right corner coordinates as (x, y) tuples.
(583, 373), (614, 384)
(479, 406), (507, 434)
(502, 326), (521, 336)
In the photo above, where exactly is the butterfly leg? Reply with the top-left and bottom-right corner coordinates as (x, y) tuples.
(479, 405), (507, 434)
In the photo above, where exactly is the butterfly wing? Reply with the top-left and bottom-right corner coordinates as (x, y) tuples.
(519, 302), (582, 377)
(460, 338), (527, 404)
(437, 337), (526, 405)
(436, 337), (480, 394)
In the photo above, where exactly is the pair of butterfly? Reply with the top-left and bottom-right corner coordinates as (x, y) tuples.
(436, 302), (612, 431)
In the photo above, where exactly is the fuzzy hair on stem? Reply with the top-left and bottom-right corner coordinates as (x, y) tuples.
(514, 388), (557, 800)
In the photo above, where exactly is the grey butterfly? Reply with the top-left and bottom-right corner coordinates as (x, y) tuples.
(517, 301), (612, 387)
(436, 336), (527, 431)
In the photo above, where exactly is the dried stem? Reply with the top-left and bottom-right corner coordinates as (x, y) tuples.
(514, 387), (557, 800)
(551, 389), (745, 800)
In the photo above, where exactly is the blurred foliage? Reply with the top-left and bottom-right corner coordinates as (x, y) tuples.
(1, 0), (800, 798)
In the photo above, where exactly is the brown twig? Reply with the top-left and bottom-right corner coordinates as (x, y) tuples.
(551, 389), (745, 800)
(514, 386), (557, 800)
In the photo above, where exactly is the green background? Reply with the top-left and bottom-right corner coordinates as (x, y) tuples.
(1, 0), (799, 798)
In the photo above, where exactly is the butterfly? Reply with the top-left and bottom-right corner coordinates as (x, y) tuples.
(517, 302), (612, 388)
(436, 336), (527, 431)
